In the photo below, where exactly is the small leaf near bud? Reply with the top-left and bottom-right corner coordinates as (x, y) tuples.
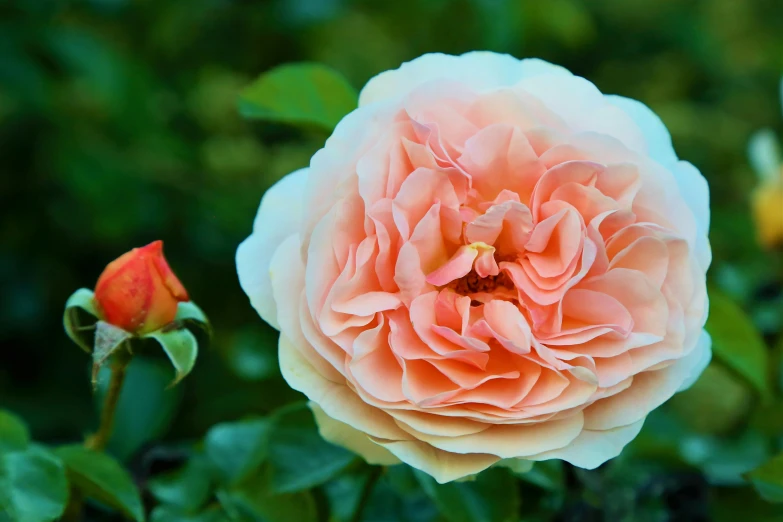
(92, 322), (133, 387)
(145, 328), (199, 387)
(174, 301), (212, 343)
(63, 288), (100, 353)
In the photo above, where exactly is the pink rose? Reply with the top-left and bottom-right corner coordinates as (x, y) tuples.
(237, 52), (711, 483)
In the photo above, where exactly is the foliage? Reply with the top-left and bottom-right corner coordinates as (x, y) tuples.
(1, 0), (783, 520)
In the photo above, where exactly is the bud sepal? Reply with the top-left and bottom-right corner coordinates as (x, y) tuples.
(63, 290), (210, 388)
(63, 288), (100, 353)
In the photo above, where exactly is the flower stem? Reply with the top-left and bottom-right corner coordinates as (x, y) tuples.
(351, 466), (383, 522)
(65, 348), (131, 520)
(85, 353), (129, 451)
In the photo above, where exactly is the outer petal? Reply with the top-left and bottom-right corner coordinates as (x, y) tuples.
(605, 95), (678, 166)
(279, 334), (412, 442)
(676, 330), (712, 392)
(309, 403), (400, 465)
(583, 330), (712, 431)
(369, 438), (500, 484)
(236, 168), (309, 329)
(606, 95), (711, 264)
(398, 414), (584, 459)
(672, 161), (712, 269)
(359, 52), (570, 106)
(529, 418), (645, 469)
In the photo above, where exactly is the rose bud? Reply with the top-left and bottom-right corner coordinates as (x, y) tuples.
(94, 241), (189, 335)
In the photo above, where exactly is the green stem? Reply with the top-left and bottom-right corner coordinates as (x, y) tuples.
(65, 350), (131, 520)
(85, 355), (129, 451)
(62, 489), (84, 522)
(351, 466), (383, 522)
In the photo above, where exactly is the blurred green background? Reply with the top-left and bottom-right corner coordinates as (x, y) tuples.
(1, 0), (782, 520)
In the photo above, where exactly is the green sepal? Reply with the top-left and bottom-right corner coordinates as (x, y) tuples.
(92, 321), (132, 387)
(146, 328), (199, 387)
(175, 301), (212, 346)
(63, 288), (100, 353)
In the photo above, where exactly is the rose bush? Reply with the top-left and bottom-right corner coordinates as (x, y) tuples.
(237, 52), (712, 483)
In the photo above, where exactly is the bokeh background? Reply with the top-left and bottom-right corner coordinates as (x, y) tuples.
(2, 0), (782, 520)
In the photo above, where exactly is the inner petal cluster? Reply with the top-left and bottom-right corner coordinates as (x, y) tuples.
(277, 75), (708, 475)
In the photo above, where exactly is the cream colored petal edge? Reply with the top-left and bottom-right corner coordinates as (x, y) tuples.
(236, 168), (309, 329)
(359, 52), (570, 107)
(676, 330), (712, 392)
(369, 438), (501, 484)
(604, 95), (678, 167)
(309, 402), (400, 466)
(278, 334), (412, 441)
(396, 413), (585, 459)
(606, 94), (711, 256)
(528, 418), (645, 469)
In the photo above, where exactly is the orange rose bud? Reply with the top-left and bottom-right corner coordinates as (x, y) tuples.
(94, 241), (189, 334)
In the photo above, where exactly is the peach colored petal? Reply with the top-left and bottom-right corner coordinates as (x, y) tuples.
(403, 413), (584, 459)
(279, 334), (412, 441)
(465, 201), (533, 253)
(426, 245), (479, 286)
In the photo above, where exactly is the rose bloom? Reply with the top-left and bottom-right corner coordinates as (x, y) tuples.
(95, 240), (189, 335)
(237, 53), (711, 482)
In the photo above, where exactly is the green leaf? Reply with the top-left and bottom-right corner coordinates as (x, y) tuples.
(706, 290), (771, 399)
(148, 455), (213, 512)
(267, 404), (355, 493)
(205, 419), (272, 485)
(238, 63), (358, 132)
(515, 461), (564, 492)
(0, 411), (30, 456)
(0, 448), (69, 522)
(151, 506), (230, 522)
(670, 362), (752, 434)
(321, 468), (375, 522)
(92, 321), (132, 386)
(63, 288), (100, 353)
(147, 328), (199, 387)
(712, 486), (783, 522)
(747, 452), (783, 503)
(363, 466), (440, 522)
(415, 467), (521, 522)
(680, 430), (770, 486)
(96, 357), (184, 462)
(216, 469), (317, 522)
(55, 445), (145, 522)
(748, 129), (781, 182)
